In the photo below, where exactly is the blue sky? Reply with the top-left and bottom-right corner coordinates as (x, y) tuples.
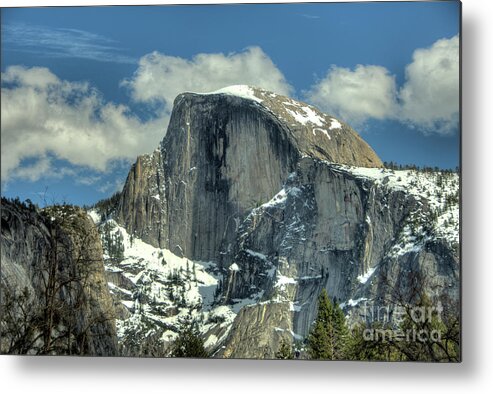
(1, 1), (460, 206)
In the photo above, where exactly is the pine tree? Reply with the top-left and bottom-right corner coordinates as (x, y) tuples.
(308, 314), (332, 359)
(308, 289), (349, 360)
(346, 321), (399, 361)
(331, 299), (349, 359)
(171, 319), (209, 358)
(275, 339), (294, 359)
(346, 292), (460, 362)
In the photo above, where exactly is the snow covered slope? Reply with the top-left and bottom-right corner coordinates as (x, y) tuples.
(94, 86), (459, 358)
(90, 216), (267, 356)
(89, 159), (459, 358)
(336, 164), (460, 246)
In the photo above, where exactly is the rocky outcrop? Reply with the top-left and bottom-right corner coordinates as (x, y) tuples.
(110, 86), (458, 359)
(221, 301), (294, 359)
(1, 199), (118, 355)
(116, 149), (167, 249)
(220, 158), (459, 355)
(116, 86), (382, 262)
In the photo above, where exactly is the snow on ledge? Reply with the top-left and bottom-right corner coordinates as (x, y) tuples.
(192, 85), (263, 103)
(285, 105), (325, 126)
(275, 274), (297, 288)
(245, 249), (268, 261)
(329, 118), (342, 130)
(87, 209), (101, 225)
(357, 267), (376, 284)
(340, 297), (369, 309)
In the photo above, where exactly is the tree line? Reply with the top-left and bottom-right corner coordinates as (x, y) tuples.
(275, 287), (460, 362)
(383, 161), (459, 174)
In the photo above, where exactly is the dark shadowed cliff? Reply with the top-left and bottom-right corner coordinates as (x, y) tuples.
(1, 199), (118, 355)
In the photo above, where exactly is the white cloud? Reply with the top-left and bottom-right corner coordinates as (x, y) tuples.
(2, 47), (292, 183)
(10, 156), (53, 182)
(305, 35), (459, 134)
(1, 65), (165, 181)
(306, 64), (398, 126)
(123, 46), (293, 111)
(96, 178), (125, 194)
(399, 35), (459, 133)
(2, 65), (61, 89)
(1, 38), (458, 185)
(3, 23), (136, 64)
(75, 174), (102, 186)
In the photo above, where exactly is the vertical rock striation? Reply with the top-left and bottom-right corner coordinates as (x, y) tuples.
(116, 86), (383, 263)
(111, 86), (458, 358)
(1, 200), (118, 355)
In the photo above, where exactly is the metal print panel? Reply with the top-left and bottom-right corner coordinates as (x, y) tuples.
(0, 1), (461, 361)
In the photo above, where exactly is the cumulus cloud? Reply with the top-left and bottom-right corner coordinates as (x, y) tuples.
(306, 65), (398, 126)
(1, 65), (165, 181)
(1, 38), (458, 185)
(10, 156), (54, 182)
(305, 35), (459, 134)
(123, 46), (293, 110)
(399, 35), (459, 133)
(2, 47), (292, 183)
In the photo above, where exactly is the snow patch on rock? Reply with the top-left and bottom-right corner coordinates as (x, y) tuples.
(199, 85), (263, 103)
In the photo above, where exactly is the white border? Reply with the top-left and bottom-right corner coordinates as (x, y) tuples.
(2, 0), (493, 393)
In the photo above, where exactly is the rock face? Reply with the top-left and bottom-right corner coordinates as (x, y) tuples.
(117, 149), (167, 248)
(111, 86), (459, 359)
(1, 199), (118, 355)
(116, 86), (382, 261)
(220, 159), (459, 357)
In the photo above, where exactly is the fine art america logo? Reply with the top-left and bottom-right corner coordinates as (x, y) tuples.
(361, 301), (444, 343)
